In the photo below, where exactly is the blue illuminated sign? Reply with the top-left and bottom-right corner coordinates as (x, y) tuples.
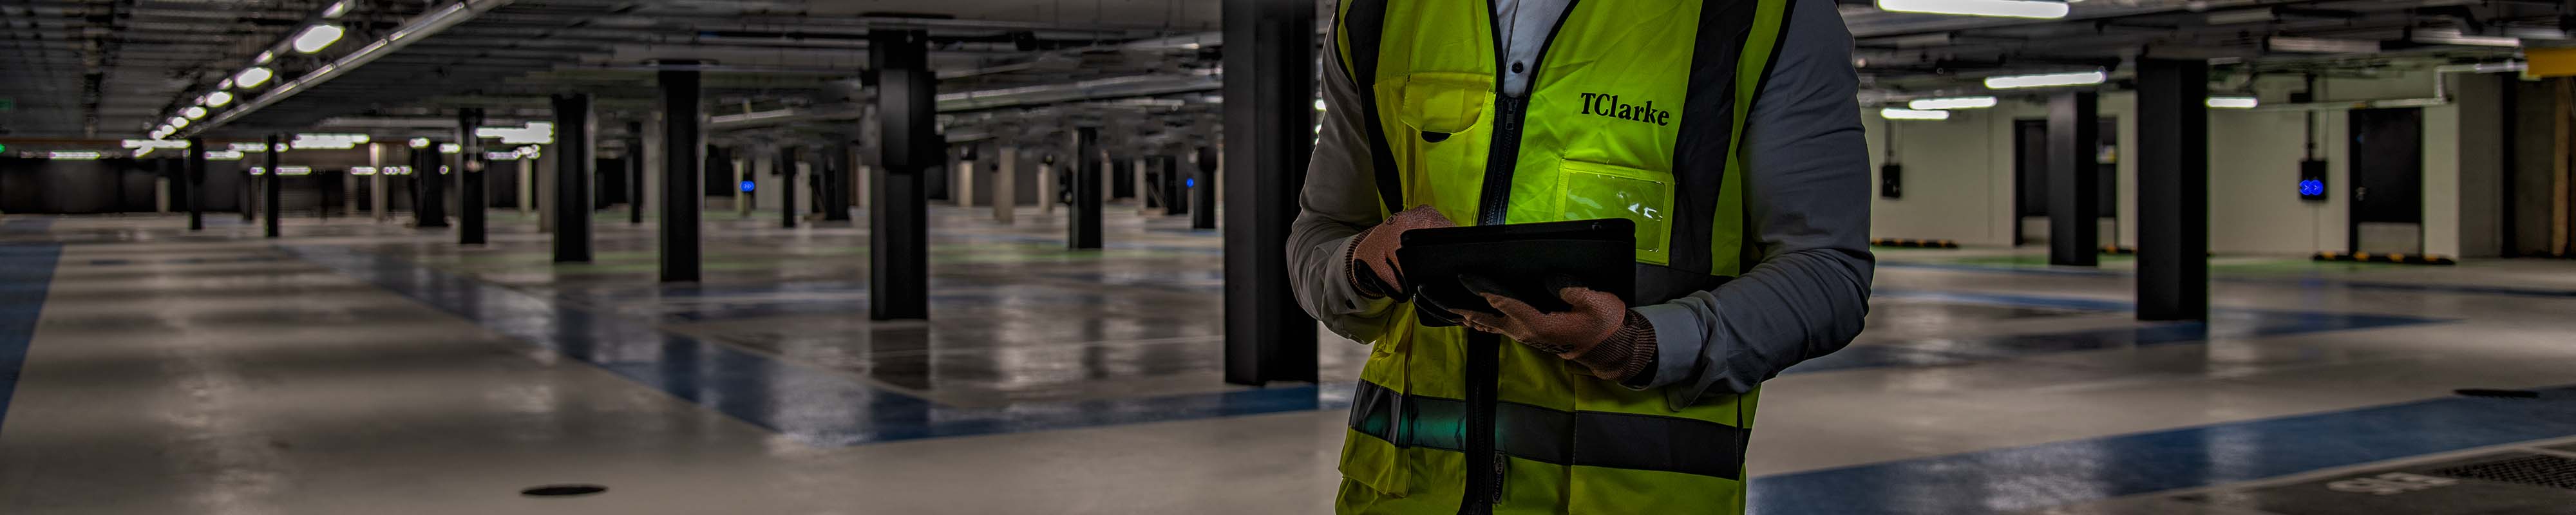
(1184, 178), (1196, 188)
(740, 180), (755, 192)
(2298, 179), (2324, 197)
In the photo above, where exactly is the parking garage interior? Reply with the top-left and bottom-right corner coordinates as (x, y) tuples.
(6, 0), (2576, 514)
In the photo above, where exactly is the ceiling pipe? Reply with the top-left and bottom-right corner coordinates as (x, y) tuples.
(184, 0), (516, 137)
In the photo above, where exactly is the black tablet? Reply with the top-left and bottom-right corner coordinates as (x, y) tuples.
(1394, 218), (1635, 328)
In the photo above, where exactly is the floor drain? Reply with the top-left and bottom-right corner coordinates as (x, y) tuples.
(520, 484), (607, 498)
(2456, 389), (2542, 398)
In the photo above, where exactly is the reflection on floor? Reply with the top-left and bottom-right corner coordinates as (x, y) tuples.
(3, 206), (2574, 514)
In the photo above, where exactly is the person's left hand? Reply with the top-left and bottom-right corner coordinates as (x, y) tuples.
(1452, 283), (1627, 357)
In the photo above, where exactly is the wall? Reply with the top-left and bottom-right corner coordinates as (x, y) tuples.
(1866, 68), (2503, 257)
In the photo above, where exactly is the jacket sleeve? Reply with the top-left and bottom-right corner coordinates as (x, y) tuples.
(1287, 23), (1403, 344)
(1629, 0), (1877, 405)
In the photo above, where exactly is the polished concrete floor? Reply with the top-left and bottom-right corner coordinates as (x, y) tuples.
(2, 205), (2574, 514)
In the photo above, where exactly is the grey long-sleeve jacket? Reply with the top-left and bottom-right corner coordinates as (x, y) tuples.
(1287, 0), (1875, 408)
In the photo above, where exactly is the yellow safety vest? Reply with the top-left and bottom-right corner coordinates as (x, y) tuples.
(1331, 0), (1790, 513)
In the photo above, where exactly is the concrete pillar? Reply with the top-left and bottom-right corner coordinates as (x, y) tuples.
(994, 146), (1018, 223)
(263, 134), (281, 238)
(1071, 127), (1103, 249)
(2135, 59), (2208, 321)
(1037, 156), (1056, 216)
(2047, 91), (2100, 267)
(660, 65), (703, 282)
(630, 122), (646, 225)
(779, 146), (799, 228)
(185, 136), (205, 230)
(869, 29), (933, 320)
(1191, 147), (1218, 229)
(1221, 0), (1318, 386)
(369, 143), (386, 222)
(457, 108), (488, 245)
(956, 156), (977, 208)
(415, 141), (448, 228)
(553, 93), (594, 263)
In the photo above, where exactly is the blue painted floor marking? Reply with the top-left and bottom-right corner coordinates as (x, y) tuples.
(1748, 386), (2576, 515)
(289, 245), (2446, 454)
(0, 244), (61, 431)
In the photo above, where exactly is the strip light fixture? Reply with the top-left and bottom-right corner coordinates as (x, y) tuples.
(1908, 96), (1998, 110)
(291, 24), (346, 53)
(2207, 96), (2259, 109)
(1880, 108), (1951, 120)
(48, 151), (104, 160)
(1984, 70), (2106, 89)
(1876, 0), (2068, 19)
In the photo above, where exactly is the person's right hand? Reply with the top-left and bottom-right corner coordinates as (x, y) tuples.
(1349, 205), (1454, 297)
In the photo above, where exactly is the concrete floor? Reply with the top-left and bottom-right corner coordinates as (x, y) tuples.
(3, 205), (2574, 514)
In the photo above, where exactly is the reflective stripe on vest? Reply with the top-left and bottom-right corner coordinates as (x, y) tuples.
(1348, 380), (1750, 480)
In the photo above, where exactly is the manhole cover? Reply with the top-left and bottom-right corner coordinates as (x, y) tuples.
(2430, 454), (2576, 491)
(2455, 389), (2542, 398)
(520, 484), (607, 498)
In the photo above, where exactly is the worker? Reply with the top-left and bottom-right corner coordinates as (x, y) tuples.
(1287, 0), (1874, 513)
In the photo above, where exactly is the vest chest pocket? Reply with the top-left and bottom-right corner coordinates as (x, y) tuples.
(1389, 72), (1493, 141)
(1555, 160), (1674, 265)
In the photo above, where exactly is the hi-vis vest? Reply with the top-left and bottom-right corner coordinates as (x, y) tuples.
(1331, 0), (1790, 513)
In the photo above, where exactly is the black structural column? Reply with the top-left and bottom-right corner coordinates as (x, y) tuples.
(869, 29), (933, 320)
(457, 108), (488, 245)
(824, 144), (853, 221)
(1221, 0), (1316, 386)
(1191, 146), (1217, 229)
(629, 122), (645, 225)
(779, 146), (799, 228)
(2047, 91), (2100, 267)
(2136, 59), (2210, 321)
(553, 93), (595, 263)
(184, 136), (205, 230)
(415, 140), (448, 227)
(263, 134), (281, 238)
(661, 64), (703, 282)
(1069, 127), (1103, 248)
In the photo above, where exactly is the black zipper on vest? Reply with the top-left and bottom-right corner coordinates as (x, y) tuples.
(1463, 3), (1584, 514)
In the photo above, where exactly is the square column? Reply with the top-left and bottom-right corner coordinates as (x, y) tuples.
(185, 136), (205, 230)
(264, 134), (281, 238)
(457, 108), (488, 245)
(995, 146), (1018, 223)
(1191, 147), (1217, 229)
(554, 93), (595, 263)
(779, 146), (799, 228)
(1221, 0), (1317, 385)
(869, 29), (934, 320)
(415, 141), (448, 227)
(1070, 127), (1103, 248)
(2047, 91), (2100, 267)
(2135, 59), (2209, 320)
(661, 66), (703, 282)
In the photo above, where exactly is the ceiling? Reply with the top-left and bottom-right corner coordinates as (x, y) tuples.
(0, 0), (2557, 155)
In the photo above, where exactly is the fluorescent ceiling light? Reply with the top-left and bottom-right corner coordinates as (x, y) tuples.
(204, 150), (245, 160)
(292, 24), (345, 53)
(407, 138), (431, 148)
(439, 144), (461, 154)
(275, 166), (313, 176)
(291, 133), (370, 149)
(169, 117), (191, 129)
(2267, 36), (2380, 53)
(1984, 70), (2105, 89)
(231, 142), (269, 152)
(1908, 96), (1998, 109)
(321, 1), (351, 19)
(1876, 0), (2067, 19)
(236, 67), (274, 88)
(2414, 29), (2520, 48)
(182, 106), (208, 120)
(206, 91), (233, 107)
(255, 51), (275, 64)
(350, 167), (376, 175)
(121, 139), (190, 149)
(48, 151), (104, 160)
(218, 78), (234, 89)
(1880, 108), (1952, 120)
(2207, 96), (2259, 109)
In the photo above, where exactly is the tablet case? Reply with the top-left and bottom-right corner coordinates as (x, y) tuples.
(1394, 218), (1636, 328)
